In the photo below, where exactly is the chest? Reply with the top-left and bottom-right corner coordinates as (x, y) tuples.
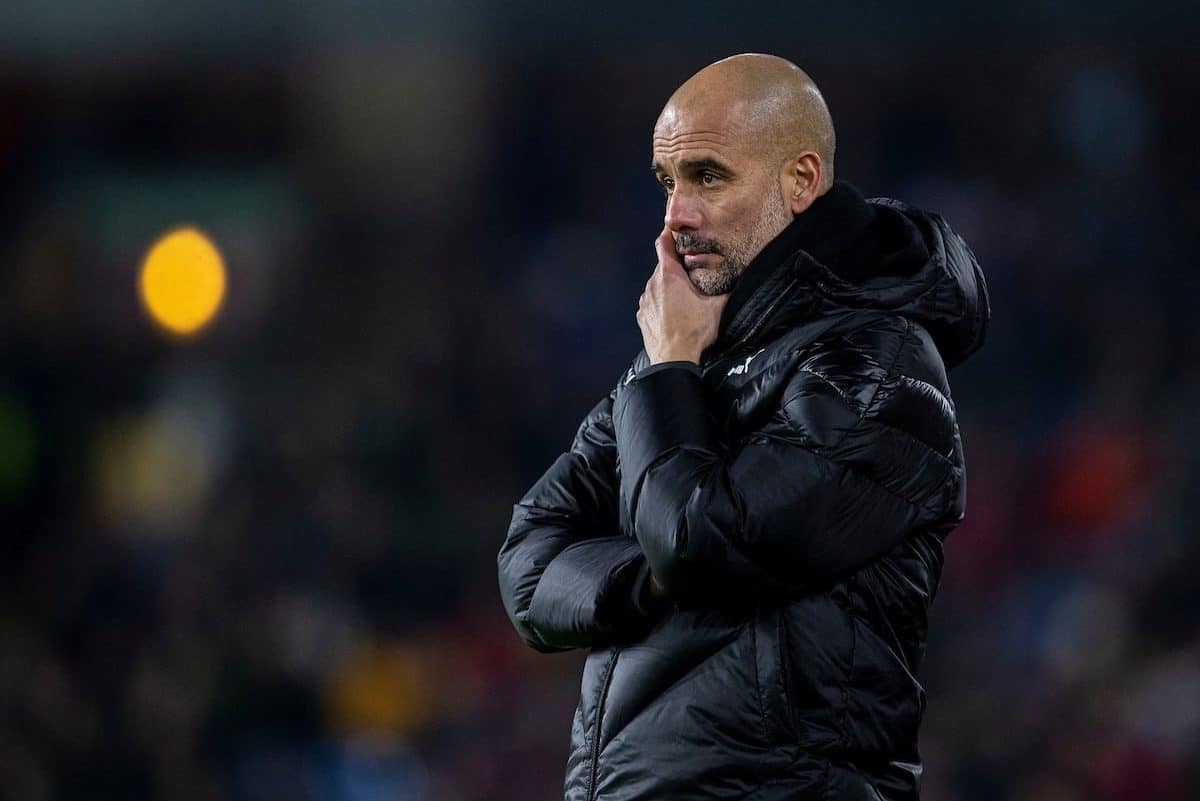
(697, 338), (819, 444)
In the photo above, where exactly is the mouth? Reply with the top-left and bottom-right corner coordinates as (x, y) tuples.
(680, 251), (718, 268)
(675, 233), (721, 269)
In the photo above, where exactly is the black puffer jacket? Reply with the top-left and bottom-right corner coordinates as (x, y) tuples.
(498, 181), (989, 801)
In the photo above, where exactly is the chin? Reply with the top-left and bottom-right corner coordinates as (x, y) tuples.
(688, 264), (740, 296)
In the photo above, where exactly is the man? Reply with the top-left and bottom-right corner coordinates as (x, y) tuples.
(497, 53), (989, 801)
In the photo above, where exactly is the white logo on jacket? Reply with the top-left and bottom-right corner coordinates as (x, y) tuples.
(727, 347), (766, 376)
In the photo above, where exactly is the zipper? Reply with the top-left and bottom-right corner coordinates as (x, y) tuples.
(737, 276), (798, 351)
(703, 276), (799, 369)
(585, 647), (620, 801)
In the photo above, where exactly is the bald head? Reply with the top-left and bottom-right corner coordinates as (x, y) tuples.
(650, 54), (837, 295)
(658, 53), (836, 192)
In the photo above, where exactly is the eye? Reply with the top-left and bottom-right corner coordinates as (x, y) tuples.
(700, 170), (718, 186)
(659, 176), (675, 194)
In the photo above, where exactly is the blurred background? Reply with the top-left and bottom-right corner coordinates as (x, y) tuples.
(2, 2), (1199, 799)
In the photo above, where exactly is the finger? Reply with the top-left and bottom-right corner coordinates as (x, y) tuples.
(654, 227), (683, 271)
(659, 251), (689, 281)
(655, 230), (695, 285)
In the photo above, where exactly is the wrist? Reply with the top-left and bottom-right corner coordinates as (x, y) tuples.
(649, 349), (701, 365)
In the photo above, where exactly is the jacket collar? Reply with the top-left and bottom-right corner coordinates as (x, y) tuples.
(705, 179), (879, 358)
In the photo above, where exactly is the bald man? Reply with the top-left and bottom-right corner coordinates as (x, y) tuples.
(499, 54), (990, 801)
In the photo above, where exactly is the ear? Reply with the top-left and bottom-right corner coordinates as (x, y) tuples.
(780, 152), (823, 216)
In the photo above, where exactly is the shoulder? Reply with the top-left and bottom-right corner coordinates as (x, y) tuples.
(783, 314), (957, 457)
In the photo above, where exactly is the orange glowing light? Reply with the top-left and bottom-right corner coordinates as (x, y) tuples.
(139, 227), (226, 336)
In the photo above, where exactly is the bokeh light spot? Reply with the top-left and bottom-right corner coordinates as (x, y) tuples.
(139, 227), (226, 336)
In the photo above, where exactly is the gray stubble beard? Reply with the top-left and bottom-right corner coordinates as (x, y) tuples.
(684, 182), (793, 297)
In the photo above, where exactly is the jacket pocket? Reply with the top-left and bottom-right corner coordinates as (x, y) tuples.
(752, 603), (795, 746)
(779, 594), (855, 752)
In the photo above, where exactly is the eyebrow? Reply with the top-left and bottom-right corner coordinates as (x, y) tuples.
(650, 156), (733, 176)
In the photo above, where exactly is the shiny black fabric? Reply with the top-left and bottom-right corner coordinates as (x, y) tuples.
(498, 188), (990, 801)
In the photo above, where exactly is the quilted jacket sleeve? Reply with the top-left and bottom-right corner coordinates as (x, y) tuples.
(498, 388), (668, 652)
(612, 320), (965, 609)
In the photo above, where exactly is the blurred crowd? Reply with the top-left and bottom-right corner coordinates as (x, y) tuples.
(2, 19), (1198, 801)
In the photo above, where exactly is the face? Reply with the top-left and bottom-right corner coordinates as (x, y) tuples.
(652, 99), (793, 296)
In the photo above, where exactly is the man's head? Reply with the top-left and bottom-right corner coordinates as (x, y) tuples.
(651, 53), (836, 295)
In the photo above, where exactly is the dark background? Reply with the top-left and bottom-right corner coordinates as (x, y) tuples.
(3, 2), (1199, 799)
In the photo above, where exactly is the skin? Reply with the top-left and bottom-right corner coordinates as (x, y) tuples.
(637, 52), (836, 365)
(636, 54), (837, 599)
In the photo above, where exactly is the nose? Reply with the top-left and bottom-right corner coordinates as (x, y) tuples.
(664, 186), (702, 233)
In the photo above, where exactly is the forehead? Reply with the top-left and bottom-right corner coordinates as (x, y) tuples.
(652, 97), (752, 165)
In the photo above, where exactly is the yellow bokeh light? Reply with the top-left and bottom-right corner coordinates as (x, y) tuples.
(139, 227), (227, 336)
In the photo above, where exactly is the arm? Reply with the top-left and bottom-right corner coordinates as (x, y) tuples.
(612, 330), (963, 609)
(497, 388), (667, 653)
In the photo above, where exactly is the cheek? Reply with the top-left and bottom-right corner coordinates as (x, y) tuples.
(711, 197), (754, 236)
(732, 185), (774, 224)
(707, 177), (776, 248)
(726, 200), (764, 239)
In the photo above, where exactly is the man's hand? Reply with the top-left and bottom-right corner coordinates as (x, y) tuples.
(637, 227), (729, 365)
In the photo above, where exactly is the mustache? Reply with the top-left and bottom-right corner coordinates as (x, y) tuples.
(674, 233), (723, 256)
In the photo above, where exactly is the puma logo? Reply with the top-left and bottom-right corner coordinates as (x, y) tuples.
(727, 347), (766, 376)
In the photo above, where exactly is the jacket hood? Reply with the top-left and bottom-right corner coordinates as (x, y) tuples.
(704, 184), (990, 370)
(819, 197), (990, 369)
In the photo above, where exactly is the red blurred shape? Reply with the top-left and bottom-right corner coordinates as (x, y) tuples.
(1042, 423), (1154, 538)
